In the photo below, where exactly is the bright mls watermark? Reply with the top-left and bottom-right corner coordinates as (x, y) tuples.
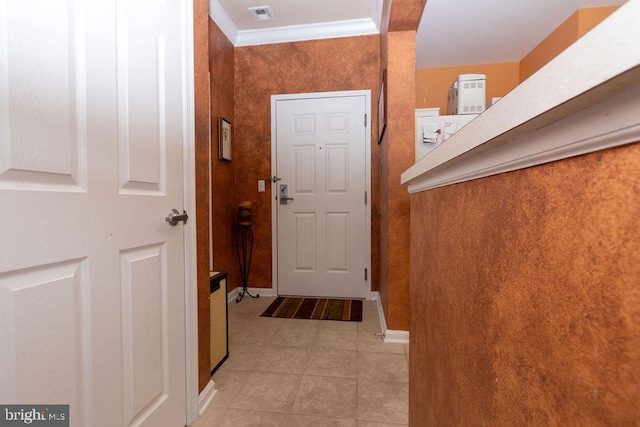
(0, 405), (68, 426)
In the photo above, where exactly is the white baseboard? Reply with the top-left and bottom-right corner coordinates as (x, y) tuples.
(369, 291), (409, 344)
(227, 287), (239, 303)
(384, 329), (410, 344)
(372, 292), (388, 333)
(227, 286), (274, 303)
(197, 379), (217, 417)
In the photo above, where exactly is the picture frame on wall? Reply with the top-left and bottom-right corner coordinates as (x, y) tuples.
(219, 117), (232, 161)
(378, 69), (387, 144)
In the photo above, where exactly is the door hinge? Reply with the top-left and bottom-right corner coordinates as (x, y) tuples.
(364, 190), (368, 205)
(364, 114), (367, 127)
(365, 268), (368, 281)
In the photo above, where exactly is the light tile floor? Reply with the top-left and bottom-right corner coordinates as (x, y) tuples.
(192, 295), (409, 427)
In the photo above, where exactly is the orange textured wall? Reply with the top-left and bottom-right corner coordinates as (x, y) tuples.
(409, 142), (640, 425)
(519, 6), (618, 82)
(208, 19), (239, 293)
(578, 6), (619, 37)
(234, 35), (381, 291)
(415, 62), (520, 111)
(194, 0), (211, 392)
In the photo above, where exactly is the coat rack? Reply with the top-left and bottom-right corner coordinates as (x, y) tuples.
(235, 201), (259, 303)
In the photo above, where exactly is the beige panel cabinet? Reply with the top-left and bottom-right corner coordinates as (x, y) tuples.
(209, 271), (229, 374)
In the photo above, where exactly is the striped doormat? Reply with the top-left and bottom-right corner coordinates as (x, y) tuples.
(260, 297), (363, 322)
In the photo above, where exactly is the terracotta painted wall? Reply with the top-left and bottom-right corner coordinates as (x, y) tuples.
(409, 142), (640, 425)
(233, 35), (381, 291)
(415, 62), (520, 112)
(194, 0), (211, 393)
(208, 19), (239, 294)
(379, 31), (415, 331)
(520, 6), (618, 82)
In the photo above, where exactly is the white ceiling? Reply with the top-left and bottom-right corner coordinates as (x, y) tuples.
(209, 0), (628, 67)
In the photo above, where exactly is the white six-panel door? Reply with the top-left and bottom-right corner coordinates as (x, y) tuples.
(274, 93), (370, 299)
(0, 1), (189, 426)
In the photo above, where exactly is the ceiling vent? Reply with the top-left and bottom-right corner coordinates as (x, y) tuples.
(249, 6), (275, 21)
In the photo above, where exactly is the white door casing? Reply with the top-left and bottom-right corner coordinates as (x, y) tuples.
(0, 1), (195, 426)
(272, 91), (371, 299)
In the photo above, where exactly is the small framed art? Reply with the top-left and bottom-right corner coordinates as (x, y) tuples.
(219, 117), (232, 161)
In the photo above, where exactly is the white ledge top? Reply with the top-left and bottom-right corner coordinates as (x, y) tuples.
(402, 0), (640, 193)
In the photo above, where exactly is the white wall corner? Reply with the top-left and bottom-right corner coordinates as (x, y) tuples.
(369, 291), (410, 344)
(372, 0), (385, 31)
(197, 380), (217, 417)
(370, 292), (388, 334)
(384, 329), (410, 344)
(208, 0), (238, 44)
(366, 291), (379, 300)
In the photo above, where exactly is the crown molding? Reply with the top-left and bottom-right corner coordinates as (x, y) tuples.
(208, 1), (379, 46)
(208, 0), (239, 44)
(235, 18), (379, 46)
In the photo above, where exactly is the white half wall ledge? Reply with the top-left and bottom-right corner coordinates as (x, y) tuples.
(402, 0), (640, 192)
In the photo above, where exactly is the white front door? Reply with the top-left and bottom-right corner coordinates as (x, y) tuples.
(273, 93), (370, 299)
(0, 2), (190, 426)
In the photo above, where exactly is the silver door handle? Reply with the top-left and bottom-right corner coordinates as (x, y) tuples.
(166, 209), (188, 226)
(280, 197), (294, 205)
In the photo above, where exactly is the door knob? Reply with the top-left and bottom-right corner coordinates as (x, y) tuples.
(166, 209), (188, 226)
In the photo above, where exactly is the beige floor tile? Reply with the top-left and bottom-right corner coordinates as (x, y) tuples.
(198, 293), (408, 427)
(194, 408), (290, 427)
(403, 344), (409, 363)
(229, 327), (274, 348)
(210, 369), (250, 408)
(272, 326), (319, 348)
(221, 343), (265, 371)
(304, 349), (358, 378)
(358, 352), (408, 383)
(357, 333), (405, 354)
(230, 372), (302, 412)
(319, 319), (360, 332)
(227, 318), (248, 336)
(253, 346), (311, 374)
(243, 315), (285, 332)
(286, 414), (357, 426)
(314, 329), (358, 351)
(292, 375), (358, 419)
(358, 322), (383, 335)
(357, 380), (408, 425)
(278, 318), (323, 332)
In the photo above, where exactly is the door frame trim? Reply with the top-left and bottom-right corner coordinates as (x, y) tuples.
(181, 0), (199, 424)
(270, 90), (372, 298)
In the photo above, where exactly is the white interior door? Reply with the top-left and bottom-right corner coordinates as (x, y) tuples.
(274, 93), (369, 299)
(0, 2), (189, 426)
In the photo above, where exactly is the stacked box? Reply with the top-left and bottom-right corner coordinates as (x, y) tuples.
(447, 74), (486, 115)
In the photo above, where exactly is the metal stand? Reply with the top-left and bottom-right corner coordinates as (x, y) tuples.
(235, 225), (259, 303)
